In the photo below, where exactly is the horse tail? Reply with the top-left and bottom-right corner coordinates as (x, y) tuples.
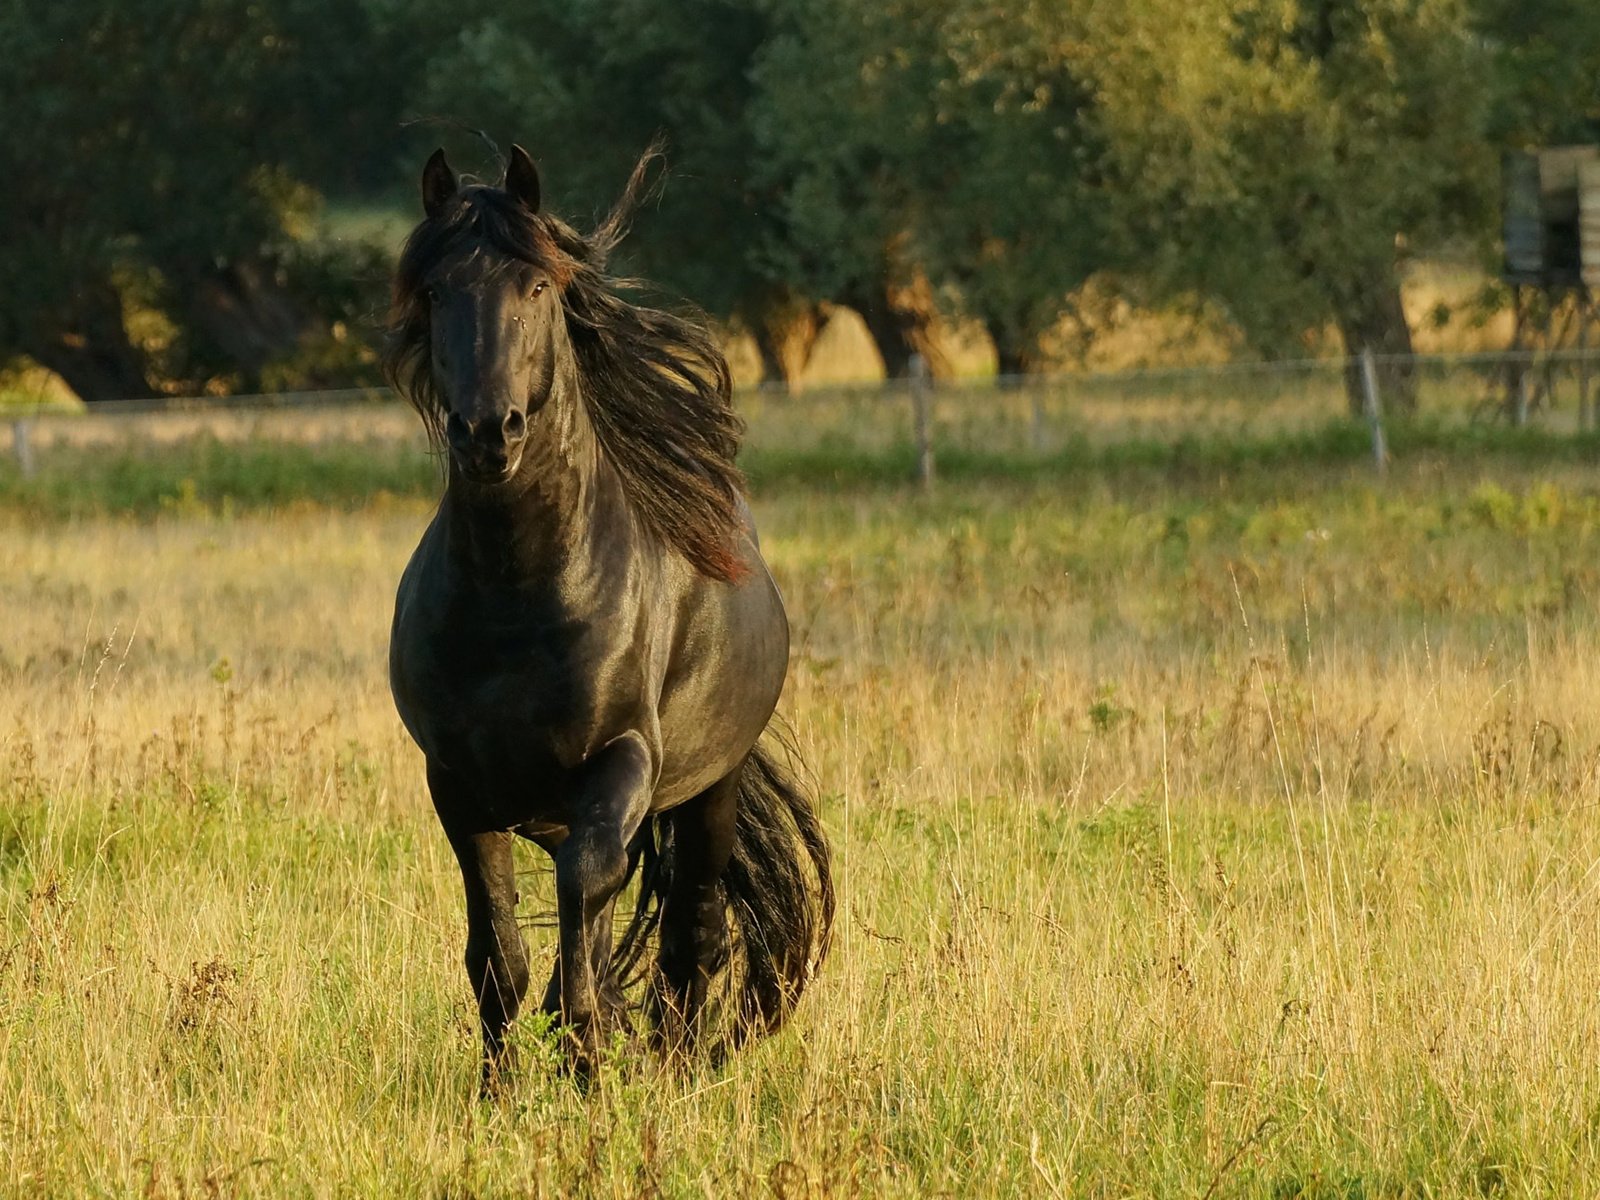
(609, 728), (834, 1046)
(723, 734), (834, 1042)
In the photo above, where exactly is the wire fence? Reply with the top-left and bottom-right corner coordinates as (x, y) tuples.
(5, 350), (1600, 480)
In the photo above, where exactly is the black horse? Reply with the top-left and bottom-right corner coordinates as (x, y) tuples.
(385, 145), (832, 1084)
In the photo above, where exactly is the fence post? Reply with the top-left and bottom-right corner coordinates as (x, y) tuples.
(910, 352), (934, 491)
(10, 419), (34, 478)
(1580, 317), (1591, 433)
(1359, 348), (1388, 476)
(1514, 368), (1530, 428)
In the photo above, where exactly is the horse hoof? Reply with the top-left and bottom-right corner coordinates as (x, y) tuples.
(555, 1025), (601, 1087)
(479, 1059), (511, 1100)
(648, 1011), (694, 1060)
(561, 1050), (599, 1089)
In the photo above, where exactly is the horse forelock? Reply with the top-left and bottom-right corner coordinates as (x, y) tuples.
(384, 173), (750, 584)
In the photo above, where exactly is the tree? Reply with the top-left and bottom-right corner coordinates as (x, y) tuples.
(753, 0), (1120, 379)
(1072, 0), (1494, 411)
(390, 0), (832, 388)
(1, 1), (407, 400)
(909, 1), (1116, 378)
(752, 0), (962, 378)
(1473, 0), (1600, 146)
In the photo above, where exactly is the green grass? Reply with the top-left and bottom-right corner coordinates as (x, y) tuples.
(6, 414), (1600, 518)
(0, 436), (437, 516)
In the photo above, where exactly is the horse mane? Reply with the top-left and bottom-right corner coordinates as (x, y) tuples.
(384, 151), (748, 583)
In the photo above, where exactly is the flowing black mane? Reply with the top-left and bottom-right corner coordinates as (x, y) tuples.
(385, 155), (748, 582)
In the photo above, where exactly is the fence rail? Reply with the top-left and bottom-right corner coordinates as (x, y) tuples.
(7, 350), (1600, 480)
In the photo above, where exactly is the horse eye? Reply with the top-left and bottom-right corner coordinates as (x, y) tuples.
(425, 285), (442, 305)
(531, 281), (548, 298)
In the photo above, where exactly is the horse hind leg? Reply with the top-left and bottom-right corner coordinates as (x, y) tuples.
(650, 766), (739, 1057)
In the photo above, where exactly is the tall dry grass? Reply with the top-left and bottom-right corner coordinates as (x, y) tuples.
(3, 458), (1600, 1196)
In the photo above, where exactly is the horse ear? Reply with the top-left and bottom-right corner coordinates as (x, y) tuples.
(505, 144), (541, 214)
(421, 148), (457, 219)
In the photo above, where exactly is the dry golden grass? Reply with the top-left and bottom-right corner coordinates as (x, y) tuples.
(4, 456), (1600, 1196)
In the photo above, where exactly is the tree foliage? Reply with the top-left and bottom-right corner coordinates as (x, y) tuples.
(379, 0), (821, 380)
(1067, 0), (1495, 406)
(0, 1), (400, 400)
(4, 0), (1597, 399)
(1475, 0), (1600, 145)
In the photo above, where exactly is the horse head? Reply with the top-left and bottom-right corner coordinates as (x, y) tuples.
(410, 145), (569, 486)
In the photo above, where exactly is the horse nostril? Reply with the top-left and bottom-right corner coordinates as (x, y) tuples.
(502, 409), (526, 444)
(445, 411), (471, 449)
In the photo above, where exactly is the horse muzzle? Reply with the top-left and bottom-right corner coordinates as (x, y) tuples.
(446, 407), (527, 484)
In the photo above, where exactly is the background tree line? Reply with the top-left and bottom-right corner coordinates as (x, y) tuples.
(3, 0), (1597, 405)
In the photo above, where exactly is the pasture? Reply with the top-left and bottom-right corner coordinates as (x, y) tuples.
(3, 416), (1600, 1196)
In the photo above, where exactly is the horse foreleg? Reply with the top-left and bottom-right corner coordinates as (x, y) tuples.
(652, 766), (739, 1057)
(553, 733), (653, 1081)
(430, 766), (530, 1095)
(536, 900), (623, 1033)
(517, 826), (624, 1038)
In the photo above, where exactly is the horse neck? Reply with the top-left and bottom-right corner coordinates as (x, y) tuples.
(442, 360), (624, 586)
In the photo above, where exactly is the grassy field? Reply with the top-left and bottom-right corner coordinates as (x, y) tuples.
(4, 429), (1600, 1196)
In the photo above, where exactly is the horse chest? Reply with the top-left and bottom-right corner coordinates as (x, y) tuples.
(391, 581), (655, 810)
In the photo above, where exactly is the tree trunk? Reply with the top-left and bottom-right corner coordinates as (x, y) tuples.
(987, 319), (1039, 389)
(841, 269), (944, 381)
(1336, 276), (1416, 415)
(845, 283), (918, 379)
(28, 281), (155, 403)
(752, 299), (824, 393)
(753, 329), (787, 392)
(177, 258), (319, 386)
